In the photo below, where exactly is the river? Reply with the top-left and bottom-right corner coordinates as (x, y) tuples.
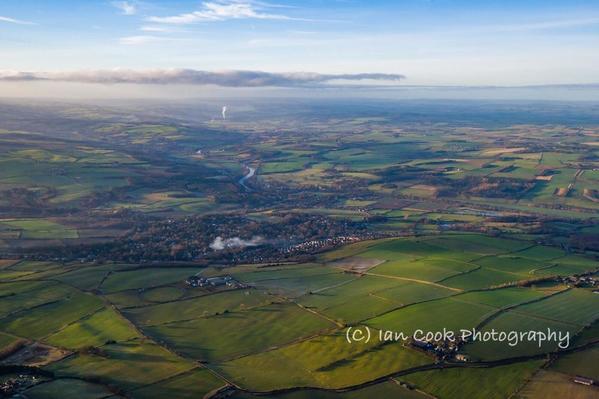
(238, 166), (256, 191)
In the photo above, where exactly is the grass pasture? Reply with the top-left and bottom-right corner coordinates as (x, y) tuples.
(516, 370), (598, 399)
(145, 303), (336, 362)
(0, 332), (23, 353)
(48, 339), (194, 391)
(534, 255), (598, 277)
(6, 261), (59, 272)
(402, 360), (543, 399)
(551, 344), (599, 381)
(23, 379), (114, 399)
(453, 287), (547, 308)
(140, 286), (185, 303)
(515, 288), (599, 326)
(425, 234), (530, 256)
(2, 292), (103, 340)
(100, 267), (203, 293)
(373, 282), (455, 306)
(53, 264), (115, 291)
(356, 239), (453, 260)
(124, 289), (276, 326)
(0, 218), (78, 239)
(104, 290), (150, 308)
(231, 264), (358, 297)
(46, 307), (140, 349)
(131, 367), (225, 399)
(219, 331), (431, 391)
(440, 267), (524, 290)
(372, 258), (477, 282)
(366, 297), (495, 336)
(298, 275), (409, 323)
(464, 311), (580, 361)
(473, 255), (546, 275)
(462, 288), (597, 362)
(0, 280), (73, 318)
(112, 190), (213, 214)
(231, 381), (430, 399)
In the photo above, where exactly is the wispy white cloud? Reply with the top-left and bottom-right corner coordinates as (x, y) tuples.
(147, 1), (302, 25)
(118, 35), (173, 45)
(140, 25), (173, 32)
(0, 15), (35, 25)
(486, 16), (599, 33)
(112, 1), (137, 16)
(0, 69), (406, 87)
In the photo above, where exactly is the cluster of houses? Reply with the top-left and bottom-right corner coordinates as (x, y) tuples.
(0, 374), (38, 396)
(558, 274), (597, 288)
(185, 274), (244, 289)
(281, 236), (362, 255)
(410, 338), (470, 362)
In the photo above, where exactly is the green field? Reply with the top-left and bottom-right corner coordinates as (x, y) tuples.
(48, 339), (196, 391)
(0, 234), (596, 398)
(551, 344), (599, 381)
(229, 381), (430, 399)
(130, 368), (225, 399)
(124, 289), (276, 326)
(516, 370), (598, 399)
(0, 218), (78, 239)
(145, 302), (335, 362)
(515, 289), (599, 326)
(46, 308), (141, 349)
(99, 267), (204, 293)
(452, 287), (548, 308)
(402, 360), (543, 399)
(464, 311), (579, 360)
(2, 291), (103, 339)
(366, 297), (495, 335)
(219, 331), (431, 391)
(231, 263), (358, 297)
(23, 379), (114, 399)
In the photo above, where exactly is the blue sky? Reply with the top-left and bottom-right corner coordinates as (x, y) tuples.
(1, 0), (599, 88)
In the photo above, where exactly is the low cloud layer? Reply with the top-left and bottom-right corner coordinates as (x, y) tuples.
(210, 236), (264, 250)
(0, 69), (405, 87)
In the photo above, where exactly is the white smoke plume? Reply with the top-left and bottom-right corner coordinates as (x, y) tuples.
(222, 105), (227, 120)
(210, 236), (263, 250)
(0, 69), (405, 87)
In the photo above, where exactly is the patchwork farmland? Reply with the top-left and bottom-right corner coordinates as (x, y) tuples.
(1, 234), (597, 398)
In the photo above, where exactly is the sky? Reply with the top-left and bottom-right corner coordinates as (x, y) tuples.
(1, 0), (599, 98)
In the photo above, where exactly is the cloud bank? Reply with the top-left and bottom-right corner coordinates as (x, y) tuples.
(0, 69), (405, 87)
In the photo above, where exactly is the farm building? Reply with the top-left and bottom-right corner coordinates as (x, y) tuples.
(455, 354), (470, 362)
(573, 376), (594, 386)
(185, 275), (235, 288)
(206, 276), (233, 286)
